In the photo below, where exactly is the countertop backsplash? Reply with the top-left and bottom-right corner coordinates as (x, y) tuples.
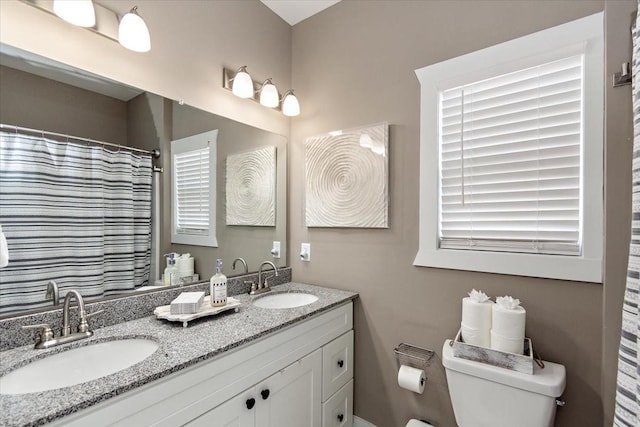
(0, 267), (291, 351)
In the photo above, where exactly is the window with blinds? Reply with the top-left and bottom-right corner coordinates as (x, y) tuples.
(414, 12), (603, 282)
(170, 129), (218, 247)
(438, 55), (583, 256)
(174, 147), (210, 235)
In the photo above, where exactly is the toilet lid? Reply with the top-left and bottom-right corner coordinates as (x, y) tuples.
(406, 420), (433, 427)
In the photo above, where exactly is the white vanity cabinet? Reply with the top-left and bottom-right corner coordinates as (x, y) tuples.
(188, 349), (322, 427)
(49, 301), (354, 427)
(188, 330), (355, 427)
(322, 330), (354, 427)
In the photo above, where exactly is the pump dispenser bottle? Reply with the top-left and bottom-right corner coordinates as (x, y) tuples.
(163, 253), (178, 286)
(210, 259), (227, 307)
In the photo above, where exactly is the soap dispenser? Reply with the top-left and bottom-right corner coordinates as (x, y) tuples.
(163, 253), (178, 286)
(210, 259), (227, 307)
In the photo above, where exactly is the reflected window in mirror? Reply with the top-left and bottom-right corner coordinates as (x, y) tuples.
(171, 129), (218, 247)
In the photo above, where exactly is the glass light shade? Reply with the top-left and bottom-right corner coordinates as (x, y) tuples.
(232, 68), (254, 98)
(282, 91), (300, 117)
(259, 80), (279, 108)
(119, 7), (151, 53)
(53, 0), (95, 27)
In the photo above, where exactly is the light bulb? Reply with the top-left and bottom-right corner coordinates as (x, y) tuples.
(119, 6), (151, 53)
(259, 79), (279, 108)
(282, 90), (300, 117)
(232, 67), (254, 98)
(53, 0), (95, 27)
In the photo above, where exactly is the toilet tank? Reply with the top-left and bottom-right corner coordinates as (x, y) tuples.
(442, 340), (566, 427)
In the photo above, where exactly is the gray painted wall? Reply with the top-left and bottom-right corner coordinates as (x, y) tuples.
(0, 65), (127, 144)
(290, 1), (610, 426)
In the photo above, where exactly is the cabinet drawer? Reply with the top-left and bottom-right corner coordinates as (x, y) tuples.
(322, 379), (353, 427)
(322, 330), (354, 401)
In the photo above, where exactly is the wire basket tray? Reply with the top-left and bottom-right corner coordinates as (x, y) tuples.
(394, 342), (435, 370)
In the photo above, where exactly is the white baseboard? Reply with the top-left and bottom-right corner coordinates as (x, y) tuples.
(353, 415), (378, 427)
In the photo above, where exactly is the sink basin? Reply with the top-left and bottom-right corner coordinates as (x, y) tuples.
(253, 292), (319, 309)
(0, 338), (159, 395)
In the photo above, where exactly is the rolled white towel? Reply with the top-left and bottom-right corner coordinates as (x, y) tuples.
(0, 224), (9, 268)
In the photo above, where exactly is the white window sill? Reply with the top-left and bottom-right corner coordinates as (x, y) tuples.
(414, 246), (602, 283)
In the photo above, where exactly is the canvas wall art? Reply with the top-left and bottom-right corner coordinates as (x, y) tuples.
(226, 145), (276, 226)
(305, 122), (388, 228)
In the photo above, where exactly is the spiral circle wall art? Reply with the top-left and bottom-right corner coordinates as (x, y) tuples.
(226, 146), (276, 226)
(305, 122), (388, 228)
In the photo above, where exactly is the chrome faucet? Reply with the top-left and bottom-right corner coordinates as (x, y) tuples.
(23, 288), (103, 349)
(62, 290), (88, 336)
(249, 261), (278, 295)
(232, 257), (249, 274)
(45, 280), (59, 306)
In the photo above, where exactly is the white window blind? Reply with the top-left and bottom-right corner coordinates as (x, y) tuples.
(174, 147), (210, 235)
(439, 54), (583, 256)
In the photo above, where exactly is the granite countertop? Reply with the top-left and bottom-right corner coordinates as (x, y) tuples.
(0, 282), (358, 427)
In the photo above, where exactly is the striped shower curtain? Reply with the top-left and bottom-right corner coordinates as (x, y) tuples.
(615, 11), (640, 427)
(0, 131), (153, 315)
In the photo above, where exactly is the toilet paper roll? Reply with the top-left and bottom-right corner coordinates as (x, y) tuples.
(490, 330), (524, 355)
(461, 297), (493, 332)
(177, 255), (195, 276)
(461, 322), (490, 348)
(397, 365), (426, 394)
(491, 303), (526, 339)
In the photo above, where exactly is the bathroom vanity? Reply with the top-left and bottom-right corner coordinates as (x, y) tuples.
(0, 282), (357, 427)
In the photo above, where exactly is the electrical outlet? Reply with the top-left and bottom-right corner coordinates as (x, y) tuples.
(271, 241), (281, 258)
(300, 243), (311, 262)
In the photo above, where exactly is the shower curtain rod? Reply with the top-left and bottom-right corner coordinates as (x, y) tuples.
(0, 123), (161, 159)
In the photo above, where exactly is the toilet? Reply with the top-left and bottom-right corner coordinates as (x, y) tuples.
(441, 340), (566, 427)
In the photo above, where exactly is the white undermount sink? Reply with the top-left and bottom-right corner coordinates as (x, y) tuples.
(253, 292), (319, 309)
(0, 338), (159, 395)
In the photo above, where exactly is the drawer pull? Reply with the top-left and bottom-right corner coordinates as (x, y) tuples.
(246, 398), (256, 410)
(337, 413), (344, 422)
(337, 359), (344, 368)
(261, 389), (270, 400)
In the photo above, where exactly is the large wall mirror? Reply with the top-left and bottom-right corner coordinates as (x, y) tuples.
(0, 44), (287, 317)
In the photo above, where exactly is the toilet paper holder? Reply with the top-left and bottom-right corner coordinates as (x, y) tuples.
(394, 343), (434, 370)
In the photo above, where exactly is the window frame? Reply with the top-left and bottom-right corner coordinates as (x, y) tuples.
(413, 12), (604, 283)
(171, 129), (218, 247)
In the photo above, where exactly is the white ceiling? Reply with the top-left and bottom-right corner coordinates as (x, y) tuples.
(260, 0), (341, 26)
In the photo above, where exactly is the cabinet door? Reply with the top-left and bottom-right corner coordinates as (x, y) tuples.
(322, 330), (354, 401)
(256, 348), (322, 427)
(186, 388), (256, 427)
(322, 380), (353, 427)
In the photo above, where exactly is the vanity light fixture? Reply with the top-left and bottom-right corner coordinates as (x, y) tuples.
(53, 0), (96, 28)
(259, 79), (280, 108)
(231, 66), (255, 98)
(281, 90), (300, 117)
(223, 67), (301, 117)
(118, 6), (151, 53)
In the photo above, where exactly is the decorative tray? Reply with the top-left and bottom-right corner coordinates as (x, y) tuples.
(451, 329), (534, 374)
(154, 296), (241, 328)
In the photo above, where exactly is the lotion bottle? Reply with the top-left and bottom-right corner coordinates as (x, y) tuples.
(163, 253), (178, 286)
(210, 259), (227, 307)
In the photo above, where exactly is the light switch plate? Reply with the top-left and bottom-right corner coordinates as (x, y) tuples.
(300, 243), (311, 262)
